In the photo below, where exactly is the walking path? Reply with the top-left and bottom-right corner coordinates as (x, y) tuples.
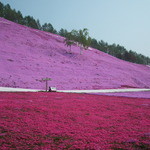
(57, 88), (150, 93)
(0, 87), (149, 93)
(0, 87), (40, 92)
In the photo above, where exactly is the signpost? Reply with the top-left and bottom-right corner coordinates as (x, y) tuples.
(42, 78), (51, 91)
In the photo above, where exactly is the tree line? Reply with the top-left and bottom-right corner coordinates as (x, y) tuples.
(0, 2), (150, 65)
(0, 2), (57, 33)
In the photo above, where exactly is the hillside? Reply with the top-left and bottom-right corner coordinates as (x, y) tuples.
(0, 17), (150, 90)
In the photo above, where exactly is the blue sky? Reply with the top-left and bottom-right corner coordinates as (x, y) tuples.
(1, 0), (150, 57)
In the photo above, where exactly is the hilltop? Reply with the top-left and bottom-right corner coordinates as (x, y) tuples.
(0, 18), (150, 90)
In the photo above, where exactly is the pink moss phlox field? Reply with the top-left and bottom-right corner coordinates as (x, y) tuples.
(0, 17), (150, 90)
(0, 92), (150, 149)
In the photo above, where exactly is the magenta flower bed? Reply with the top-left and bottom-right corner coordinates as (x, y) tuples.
(0, 92), (150, 149)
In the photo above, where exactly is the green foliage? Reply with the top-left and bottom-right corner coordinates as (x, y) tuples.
(59, 28), (68, 37)
(90, 38), (150, 65)
(3, 4), (12, 20)
(64, 31), (76, 53)
(36, 19), (41, 30)
(64, 28), (91, 54)
(77, 28), (91, 54)
(42, 23), (57, 34)
(23, 16), (39, 29)
(0, 2), (4, 17)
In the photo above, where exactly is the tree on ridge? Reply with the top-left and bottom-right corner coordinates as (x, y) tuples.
(64, 32), (75, 53)
(64, 28), (91, 54)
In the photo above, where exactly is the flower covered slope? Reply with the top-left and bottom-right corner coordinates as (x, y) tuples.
(0, 92), (150, 149)
(0, 17), (150, 90)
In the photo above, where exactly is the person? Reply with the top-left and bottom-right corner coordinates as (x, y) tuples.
(48, 86), (52, 92)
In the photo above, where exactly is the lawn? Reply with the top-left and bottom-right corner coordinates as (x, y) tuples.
(0, 92), (150, 149)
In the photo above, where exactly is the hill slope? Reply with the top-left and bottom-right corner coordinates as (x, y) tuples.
(0, 18), (150, 90)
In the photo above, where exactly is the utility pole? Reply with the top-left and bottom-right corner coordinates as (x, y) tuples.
(42, 77), (51, 91)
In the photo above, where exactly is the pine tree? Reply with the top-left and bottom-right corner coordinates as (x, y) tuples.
(0, 2), (4, 17)
(3, 4), (12, 20)
(36, 19), (41, 30)
(16, 11), (23, 24)
(42, 23), (57, 33)
(59, 28), (68, 37)
(23, 16), (39, 29)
